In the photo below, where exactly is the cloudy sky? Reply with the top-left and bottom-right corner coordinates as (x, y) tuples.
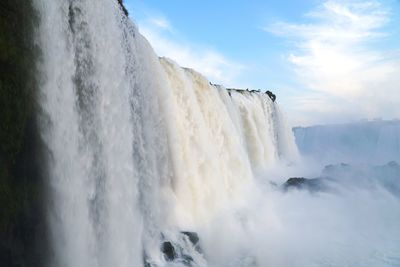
(125, 0), (400, 126)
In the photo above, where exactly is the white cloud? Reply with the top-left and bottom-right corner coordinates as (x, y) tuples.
(266, 0), (400, 126)
(148, 17), (172, 31)
(137, 16), (244, 87)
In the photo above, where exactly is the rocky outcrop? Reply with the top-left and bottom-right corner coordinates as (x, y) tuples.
(144, 231), (204, 267)
(265, 90), (276, 102)
(282, 177), (328, 192)
(226, 88), (250, 94)
(182, 232), (199, 246)
(0, 1), (48, 266)
(226, 88), (277, 102)
(161, 241), (176, 261)
(181, 231), (202, 253)
(117, 0), (129, 16)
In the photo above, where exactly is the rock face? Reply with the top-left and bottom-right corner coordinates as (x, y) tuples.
(283, 177), (328, 192)
(0, 1), (47, 266)
(266, 90), (276, 102)
(161, 241), (176, 261)
(226, 88), (277, 103)
(117, 0), (129, 16)
(226, 88), (249, 94)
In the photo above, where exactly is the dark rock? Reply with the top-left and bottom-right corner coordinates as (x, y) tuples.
(283, 177), (327, 192)
(284, 177), (308, 187)
(161, 241), (176, 261)
(283, 161), (400, 197)
(1, 0), (48, 266)
(226, 88), (246, 94)
(265, 90), (276, 102)
(144, 231), (204, 266)
(117, 0), (129, 16)
(209, 82), (220, 87)
(181, 231), (199, 246)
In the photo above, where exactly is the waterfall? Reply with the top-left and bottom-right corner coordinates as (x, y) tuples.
(33, 0), (298, 266)
(294, 120), (400, 165)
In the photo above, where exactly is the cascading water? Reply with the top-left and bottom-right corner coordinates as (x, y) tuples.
(33, 0), (298, 266)
(294, 120), (400, 165)
(159, 58), (298, 228)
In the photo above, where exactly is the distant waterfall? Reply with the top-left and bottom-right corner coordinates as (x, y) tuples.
(294, 121), (400, 165)
(33, 0), (298, 266)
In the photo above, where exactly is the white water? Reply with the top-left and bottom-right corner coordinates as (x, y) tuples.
(34, 1), (298, 266)
(33, 0), (400, 266)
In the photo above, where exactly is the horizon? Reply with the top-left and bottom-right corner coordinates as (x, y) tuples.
(125, 0), (400, 127)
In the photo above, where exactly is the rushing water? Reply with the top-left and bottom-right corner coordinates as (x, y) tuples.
(34, 1), (297, 266)
(33, 0), (399, 266)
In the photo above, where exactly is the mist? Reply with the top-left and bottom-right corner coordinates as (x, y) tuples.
(294, 120), (400, 166)
(3, 0), (398, 266)
(185, 119), (400, 267)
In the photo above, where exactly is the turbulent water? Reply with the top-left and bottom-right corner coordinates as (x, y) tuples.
(33, 0), (400, 266)
(34, 1), (298, 266)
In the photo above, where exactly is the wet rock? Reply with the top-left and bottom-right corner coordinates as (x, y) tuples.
(227, 88), (245, 94)
(181, 231), (202, 253)
(145, 231), (204, 266)
(161, 241), (176, 261)
(117, 0), (128, 16)
(283, 177), (327, 192)
(0, 1), (48, 266)
(265, 90), (276, 102)
(181, 232), (199, 246)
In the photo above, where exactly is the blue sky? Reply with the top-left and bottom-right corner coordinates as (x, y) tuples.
(125, 0), (400, 126)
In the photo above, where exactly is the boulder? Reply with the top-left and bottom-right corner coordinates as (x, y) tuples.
(161, 241), (176, 261)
